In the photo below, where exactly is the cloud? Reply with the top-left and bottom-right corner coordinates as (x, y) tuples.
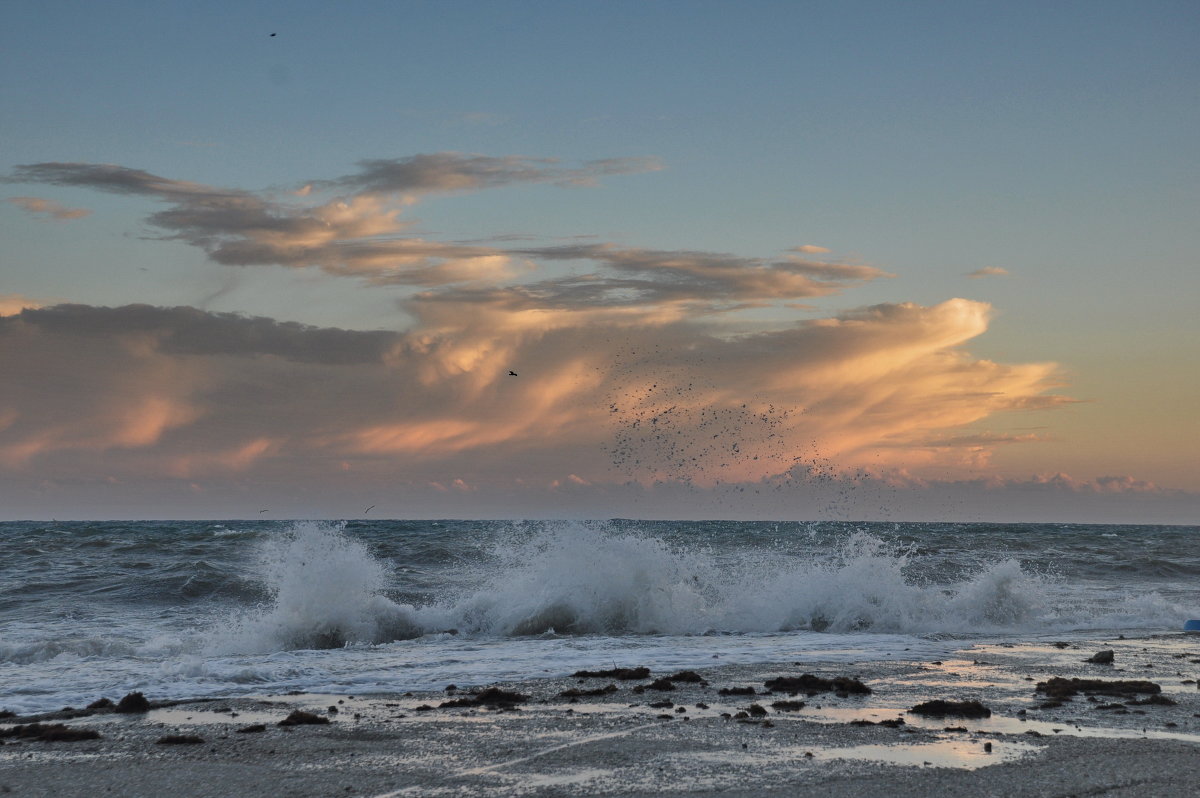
(6, 158), (883, 309)
(0, 294), (42, 317)
(966, 266), (1010, 278)
(2, 152), (1091, 515)
(0, 296), (1069, 491)
(5, 196), (90, 220)
(6, 162), (228, 200)
(453, 244), (894, 309)
(315, 152), (662, 194)
(907, 432), (1047, 449)
(16, 304), (399, 363)
(4, 156), (662, 287)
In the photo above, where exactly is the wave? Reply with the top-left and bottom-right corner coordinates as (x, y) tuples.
(0, 631), (190, 665)
(207, 522), (424, 653)
(0, 637), (141, 665)
(203, 521), (1188, 655)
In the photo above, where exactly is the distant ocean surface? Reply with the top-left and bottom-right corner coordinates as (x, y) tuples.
(2, 519), (1198, 715)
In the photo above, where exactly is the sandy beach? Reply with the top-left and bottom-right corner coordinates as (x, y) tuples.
(5, 634), (1200, 797)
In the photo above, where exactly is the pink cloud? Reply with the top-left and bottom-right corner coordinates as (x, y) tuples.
(6, 196), (90, 220)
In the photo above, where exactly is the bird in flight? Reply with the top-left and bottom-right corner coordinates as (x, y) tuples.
(508, 370), (518, 377)
(364, 505), (375, 514)
(269, 32), (276, 37)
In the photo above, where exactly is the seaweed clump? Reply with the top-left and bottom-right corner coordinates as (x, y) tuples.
(573, 667), (650, 680)
(1036, 678), (1161, 701)
(114, 692), (151, 714)
(278, 710), (330, 726)
(764, 675), (871, 696)
(0, 723), (101, 742)
(439, 687), (529, 709)
(909, 700), (992, 718)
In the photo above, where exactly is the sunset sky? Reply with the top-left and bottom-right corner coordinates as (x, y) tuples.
(2, 1), (1197, 522)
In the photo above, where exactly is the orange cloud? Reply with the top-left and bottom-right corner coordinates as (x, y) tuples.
(5, 196), (90, 220)
(0, 295), (42, 317)
(0, 295), (1070, 493)
(0, 153), (1082, 503)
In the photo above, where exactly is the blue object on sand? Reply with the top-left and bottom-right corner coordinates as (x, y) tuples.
(1185, 620), (1200, 631)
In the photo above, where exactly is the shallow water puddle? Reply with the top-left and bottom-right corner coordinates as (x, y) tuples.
(144, 707), (282, 726)
(801, 738), (1038, 769)
(797, 705), (1200, 744)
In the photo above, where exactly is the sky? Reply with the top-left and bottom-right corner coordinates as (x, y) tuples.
(1, 0), (1197, 522)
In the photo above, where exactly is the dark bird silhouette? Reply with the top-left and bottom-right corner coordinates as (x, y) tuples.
(364, 505), (375, 514)
(269, 33), (276, 37)
(508, 370), (518, 376)
(258, 509), (268, 513)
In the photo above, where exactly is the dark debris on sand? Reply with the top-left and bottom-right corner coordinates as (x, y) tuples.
(278, 710), (330, 726)
(0, 723), (101, 742)
(666, 671), (707, 684)
(633, 678), (676, 693)
(909, 700), (992, 718)
(764, 674), (871, 696)
(236, 724), (267, 734)
(851, 717), (906, 727)
(559, 684), (618, 699)
(439, 687), (529, 709)
(771, 700), (805, 711)
(1036, 677), (1161, 701)
(718, 686), (756, 696)
(2, 694), (223, 725)
(114, 692), (151, 714)
(573, 666), (650, 680)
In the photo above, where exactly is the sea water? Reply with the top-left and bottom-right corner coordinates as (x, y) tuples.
(1, 519), (1197, 715)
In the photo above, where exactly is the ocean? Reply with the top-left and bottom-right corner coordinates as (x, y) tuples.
(2, 519), (1197, 716)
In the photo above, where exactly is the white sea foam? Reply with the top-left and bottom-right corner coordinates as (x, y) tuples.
(207, 522), (422, 654)
(203, 521), (1188, 656)
(446, 526), (1059, 637)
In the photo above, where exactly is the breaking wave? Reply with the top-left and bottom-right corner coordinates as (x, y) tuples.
(208, 522), (423, 653)
(205, 521), (1186, 654)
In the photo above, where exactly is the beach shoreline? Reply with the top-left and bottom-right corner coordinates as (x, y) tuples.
(5, 633), (1200, 796)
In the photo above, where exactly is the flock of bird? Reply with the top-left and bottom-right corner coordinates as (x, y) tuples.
(592, 341), (898, 517)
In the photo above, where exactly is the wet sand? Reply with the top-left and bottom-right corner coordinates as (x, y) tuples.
(4, 634), (1200, 797)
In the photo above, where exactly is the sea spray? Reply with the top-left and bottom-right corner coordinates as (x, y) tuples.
(431, 524), (1057, 637)
(200, 520), (1190, 656)
(3, 519), (1197, 715)
(207, 522), (422, 653)
(447, 521), (722, 636)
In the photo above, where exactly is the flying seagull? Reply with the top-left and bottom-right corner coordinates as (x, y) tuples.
(364, 505), (375, 514)
(508, 370), (518, 376)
